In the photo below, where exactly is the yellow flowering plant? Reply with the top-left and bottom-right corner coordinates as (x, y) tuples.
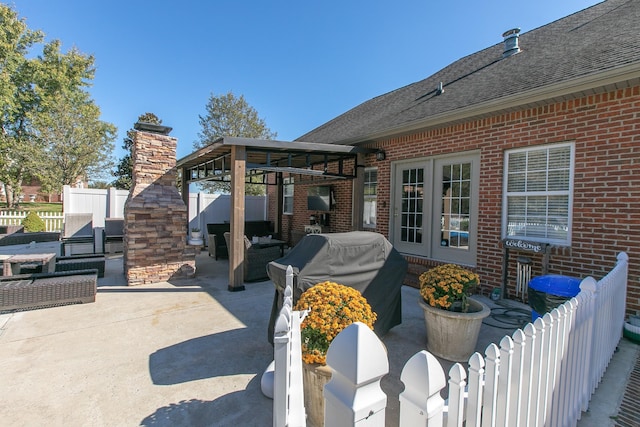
(293, 281), (377, 365)
(419, 264), (479, 312)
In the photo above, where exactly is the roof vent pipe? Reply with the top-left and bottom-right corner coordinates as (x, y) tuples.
(502, 28), (521, 57)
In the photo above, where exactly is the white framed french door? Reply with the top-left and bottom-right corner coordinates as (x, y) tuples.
(391, 152), (479, 265)
(392, 160), (432, 255)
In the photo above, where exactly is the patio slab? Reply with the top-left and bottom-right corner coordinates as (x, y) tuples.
(0, 249), (636, 426)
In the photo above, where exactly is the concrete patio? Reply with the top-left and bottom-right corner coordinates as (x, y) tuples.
(0, 248), (637, 426)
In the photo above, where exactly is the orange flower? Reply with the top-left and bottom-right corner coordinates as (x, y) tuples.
(419, 264), (479, 312)
(294, 281), (377, 365)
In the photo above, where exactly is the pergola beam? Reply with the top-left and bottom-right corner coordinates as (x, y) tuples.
(175, 136), (377, 292)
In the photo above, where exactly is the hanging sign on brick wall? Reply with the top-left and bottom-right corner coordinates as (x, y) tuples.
(502, 238), (546, 253)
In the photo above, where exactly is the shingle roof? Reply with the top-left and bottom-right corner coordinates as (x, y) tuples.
(298, 0), (640, 145)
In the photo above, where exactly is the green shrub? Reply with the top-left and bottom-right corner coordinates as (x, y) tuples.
(21, 212), (46, 232)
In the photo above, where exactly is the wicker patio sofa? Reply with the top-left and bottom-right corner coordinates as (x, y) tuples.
(0, 268), (98, 312)
(55, 254), (106, 278)
(207, 221), (278, 260)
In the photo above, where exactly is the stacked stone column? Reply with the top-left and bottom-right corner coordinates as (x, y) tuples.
(123, 123), (196, 285)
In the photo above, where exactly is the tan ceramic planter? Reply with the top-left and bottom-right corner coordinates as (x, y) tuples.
(419, 297), (491, 362)
(302, 362), (332, 427)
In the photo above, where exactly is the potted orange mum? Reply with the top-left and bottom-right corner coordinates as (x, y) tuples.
(293, 281), (377, 426)
(418, 264), (490, 362)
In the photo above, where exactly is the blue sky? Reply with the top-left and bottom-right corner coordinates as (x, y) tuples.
(10, 0), (600, 164)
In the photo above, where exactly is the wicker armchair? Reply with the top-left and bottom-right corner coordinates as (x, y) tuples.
(102, 218), (124, 254)
(61, 213), (95, 255)
(223, 232), (282, 282)
(207, 223), (230, 260)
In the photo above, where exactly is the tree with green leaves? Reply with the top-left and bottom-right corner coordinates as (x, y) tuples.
(0, 4), (44, 207)
(0, 4), (116, 206)
(194, 92), (277, 195)
(33, 90), (116, 192)
(111, 112), (162, 189)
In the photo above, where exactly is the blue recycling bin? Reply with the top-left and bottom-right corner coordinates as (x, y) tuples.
(528, 275), (581, 321)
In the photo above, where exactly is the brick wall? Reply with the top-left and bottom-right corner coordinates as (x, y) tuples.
(124, 127), (196, 285)
(268, 86), (640, 315)
(388, 87), (640, 314)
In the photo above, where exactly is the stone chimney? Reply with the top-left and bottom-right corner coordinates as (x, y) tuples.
(123, 122), (196, 285)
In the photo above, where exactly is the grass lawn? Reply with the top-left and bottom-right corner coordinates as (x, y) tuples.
(0, 202), (63, 212)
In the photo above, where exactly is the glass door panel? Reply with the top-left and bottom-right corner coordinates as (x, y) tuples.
(432, 154), (479, 265)
(393, 162), (430, 255)
(400, 168), (424, 243)
(440, 162), (471, 249)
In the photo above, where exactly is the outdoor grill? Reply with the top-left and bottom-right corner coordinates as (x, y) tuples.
(266, 231), (407, 343)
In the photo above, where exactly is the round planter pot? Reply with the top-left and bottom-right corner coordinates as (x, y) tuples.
(302, 362), (332, 427)
(418, 297), (491, 362)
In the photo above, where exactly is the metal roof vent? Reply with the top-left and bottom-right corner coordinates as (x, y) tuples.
(502, 28), (521, 58)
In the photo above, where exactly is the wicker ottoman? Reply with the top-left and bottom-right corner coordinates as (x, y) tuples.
(0, 269), (97, 312)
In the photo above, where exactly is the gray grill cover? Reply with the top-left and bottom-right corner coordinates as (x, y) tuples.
(267, 231), (407, 343)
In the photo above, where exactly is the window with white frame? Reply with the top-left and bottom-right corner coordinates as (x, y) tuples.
(363, 168), (377, 228)
(503, 142), (574, 245)
(283, 176), (294, 214)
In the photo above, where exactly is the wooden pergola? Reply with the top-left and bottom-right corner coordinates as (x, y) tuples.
(176, 137), (376, 291)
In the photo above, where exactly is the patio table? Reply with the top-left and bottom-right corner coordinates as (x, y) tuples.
(252, 238), (286, 257)
(2, 253), (57, 276)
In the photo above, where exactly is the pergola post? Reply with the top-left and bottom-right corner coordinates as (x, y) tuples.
(180, 166), (190, 225)
(352, 153), (366, 231)
(275, 172), (284, 237)
(229, 145), (246, 291)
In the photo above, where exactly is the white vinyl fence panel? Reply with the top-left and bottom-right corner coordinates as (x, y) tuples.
(188, 192), (267, 232)
(60, 186), (266, 249)
(63, 185), (124, 227)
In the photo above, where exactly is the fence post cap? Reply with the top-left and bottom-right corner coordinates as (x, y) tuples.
(326, 322), (388, 383)
(401, 350), (446, 396)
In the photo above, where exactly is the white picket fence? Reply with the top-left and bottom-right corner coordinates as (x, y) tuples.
(269, 266), (308, 426)
(0, 211), (64, 232)
(270, 252), (629, 427)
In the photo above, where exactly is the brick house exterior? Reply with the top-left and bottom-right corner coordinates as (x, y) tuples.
(2, 177), (64, 203)
(266, 0), (640, 315)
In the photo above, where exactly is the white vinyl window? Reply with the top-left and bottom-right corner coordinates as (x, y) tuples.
(283, 176), (294, 214)
(503, 142), (574, 245)
(363, 168), (377, 228)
